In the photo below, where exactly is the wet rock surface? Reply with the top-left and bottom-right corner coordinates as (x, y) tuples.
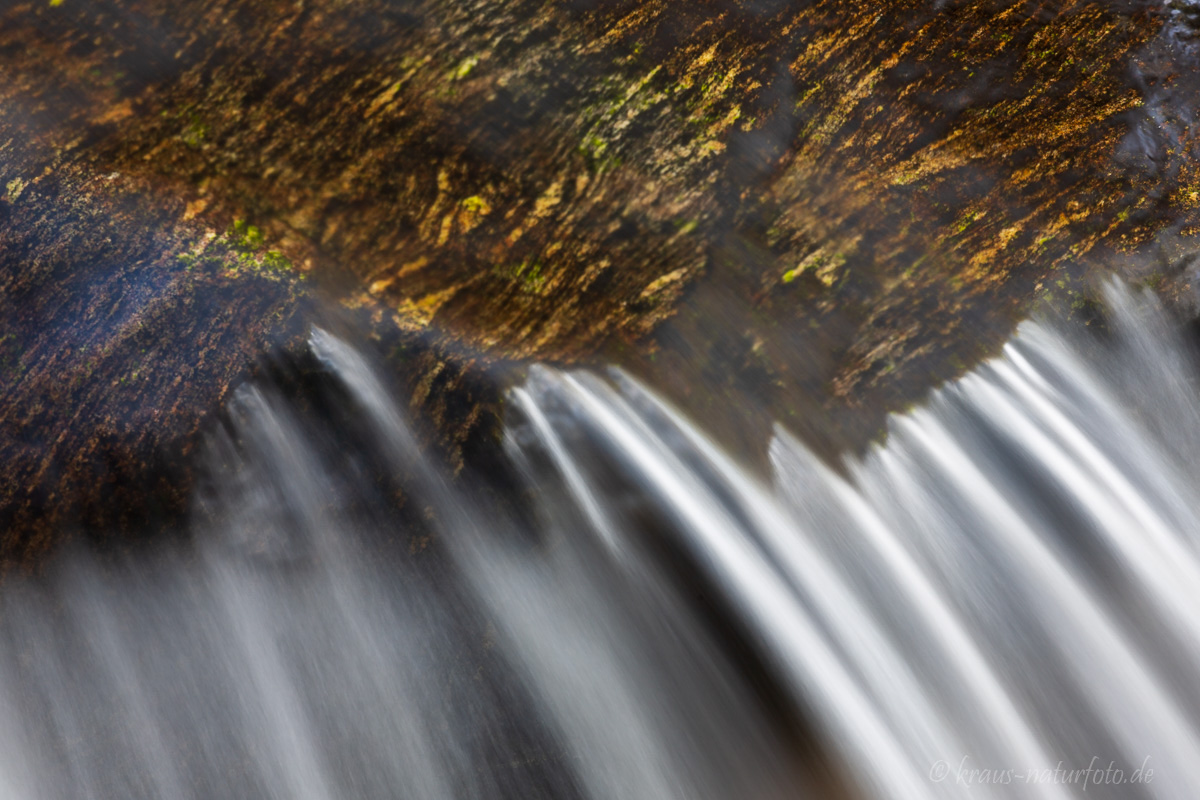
(2, 0), (1199, 563)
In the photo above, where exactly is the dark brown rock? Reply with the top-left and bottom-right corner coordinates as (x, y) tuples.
(1, 0), (1196, 563)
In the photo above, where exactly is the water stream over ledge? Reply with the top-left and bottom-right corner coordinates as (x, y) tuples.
(0, 281), (1199, 799)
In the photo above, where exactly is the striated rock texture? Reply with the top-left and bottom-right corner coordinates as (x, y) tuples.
(1, 0), (1197, 563)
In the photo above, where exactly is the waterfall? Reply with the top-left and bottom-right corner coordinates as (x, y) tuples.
(0, 280), (1197, 799)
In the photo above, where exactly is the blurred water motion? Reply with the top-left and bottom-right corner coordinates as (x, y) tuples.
(1, 282), (1199, 798)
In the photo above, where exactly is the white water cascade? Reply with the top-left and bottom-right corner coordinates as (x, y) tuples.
(0, 281), (1197, 799)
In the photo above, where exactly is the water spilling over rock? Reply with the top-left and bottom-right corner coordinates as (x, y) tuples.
(0, 281), (1198, 799)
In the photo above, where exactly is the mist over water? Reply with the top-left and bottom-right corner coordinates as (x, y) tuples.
(0, 281), (1199, 799)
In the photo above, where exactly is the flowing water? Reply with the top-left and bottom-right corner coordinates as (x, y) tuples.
(0, 280), (1199, 799)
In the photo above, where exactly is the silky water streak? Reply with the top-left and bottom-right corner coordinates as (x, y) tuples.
(0, 280), (1196, 799)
